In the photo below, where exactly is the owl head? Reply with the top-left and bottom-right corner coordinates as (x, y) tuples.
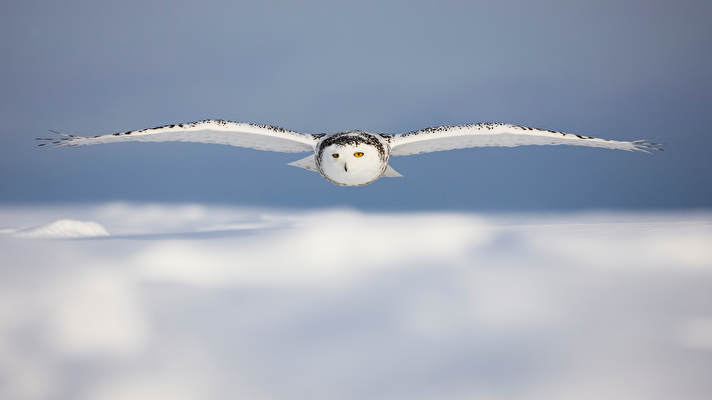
(316, 132), (388, 186)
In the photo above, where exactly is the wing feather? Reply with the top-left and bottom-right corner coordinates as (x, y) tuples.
(38, 120), (320, 153)
(389, 123), (661, 156)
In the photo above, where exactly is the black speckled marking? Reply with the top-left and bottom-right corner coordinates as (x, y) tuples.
(94, 120), (316, 143)
(402, 122), (532, 137)
(395, 122), (607, 145)
(378, 133), (394, 143)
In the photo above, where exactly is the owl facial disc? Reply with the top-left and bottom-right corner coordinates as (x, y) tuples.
(316, 132), (389, 186)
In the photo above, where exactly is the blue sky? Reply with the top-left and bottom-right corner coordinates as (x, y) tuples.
(1, 0), (710, 210)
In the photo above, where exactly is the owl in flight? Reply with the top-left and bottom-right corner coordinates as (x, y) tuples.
(38, 120), (660, 186)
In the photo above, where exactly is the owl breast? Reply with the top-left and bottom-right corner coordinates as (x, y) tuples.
(315, 131), (390, 186)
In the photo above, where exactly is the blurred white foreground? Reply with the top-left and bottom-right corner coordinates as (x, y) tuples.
(1, 203), (711, 400)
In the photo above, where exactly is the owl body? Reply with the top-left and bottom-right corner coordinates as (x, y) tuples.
(315, 131), (391, 186)
(39, 119), (659, 187)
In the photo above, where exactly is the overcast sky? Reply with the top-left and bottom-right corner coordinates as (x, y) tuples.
(1, 0), (710, 210)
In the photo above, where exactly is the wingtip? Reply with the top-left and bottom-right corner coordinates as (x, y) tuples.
(36, 129), (77, 148)
(632, 139), (664, 153)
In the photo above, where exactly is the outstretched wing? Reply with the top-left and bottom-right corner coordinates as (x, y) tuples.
(389, 123), (661, 156)
(37, 120), (321, 153)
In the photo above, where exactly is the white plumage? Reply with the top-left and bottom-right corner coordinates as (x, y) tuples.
(38, 119), (661, 186)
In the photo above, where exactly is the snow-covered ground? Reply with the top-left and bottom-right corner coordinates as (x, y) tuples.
(1, 203), (711, 400)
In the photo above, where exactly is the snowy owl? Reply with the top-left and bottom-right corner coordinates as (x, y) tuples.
(38, 120), (661, 186)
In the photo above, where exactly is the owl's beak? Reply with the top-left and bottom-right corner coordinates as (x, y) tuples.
(344, 163), (348, 172)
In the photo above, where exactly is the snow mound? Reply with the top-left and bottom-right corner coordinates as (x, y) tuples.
(14, 219), (110, 239)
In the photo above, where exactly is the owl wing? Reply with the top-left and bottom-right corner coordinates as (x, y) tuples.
(37, 120), (321, 153)
(389, 123), (661, 156)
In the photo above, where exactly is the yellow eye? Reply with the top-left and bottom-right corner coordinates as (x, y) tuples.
(332, 153), (339, 158)
(353, 152), (364, 157)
